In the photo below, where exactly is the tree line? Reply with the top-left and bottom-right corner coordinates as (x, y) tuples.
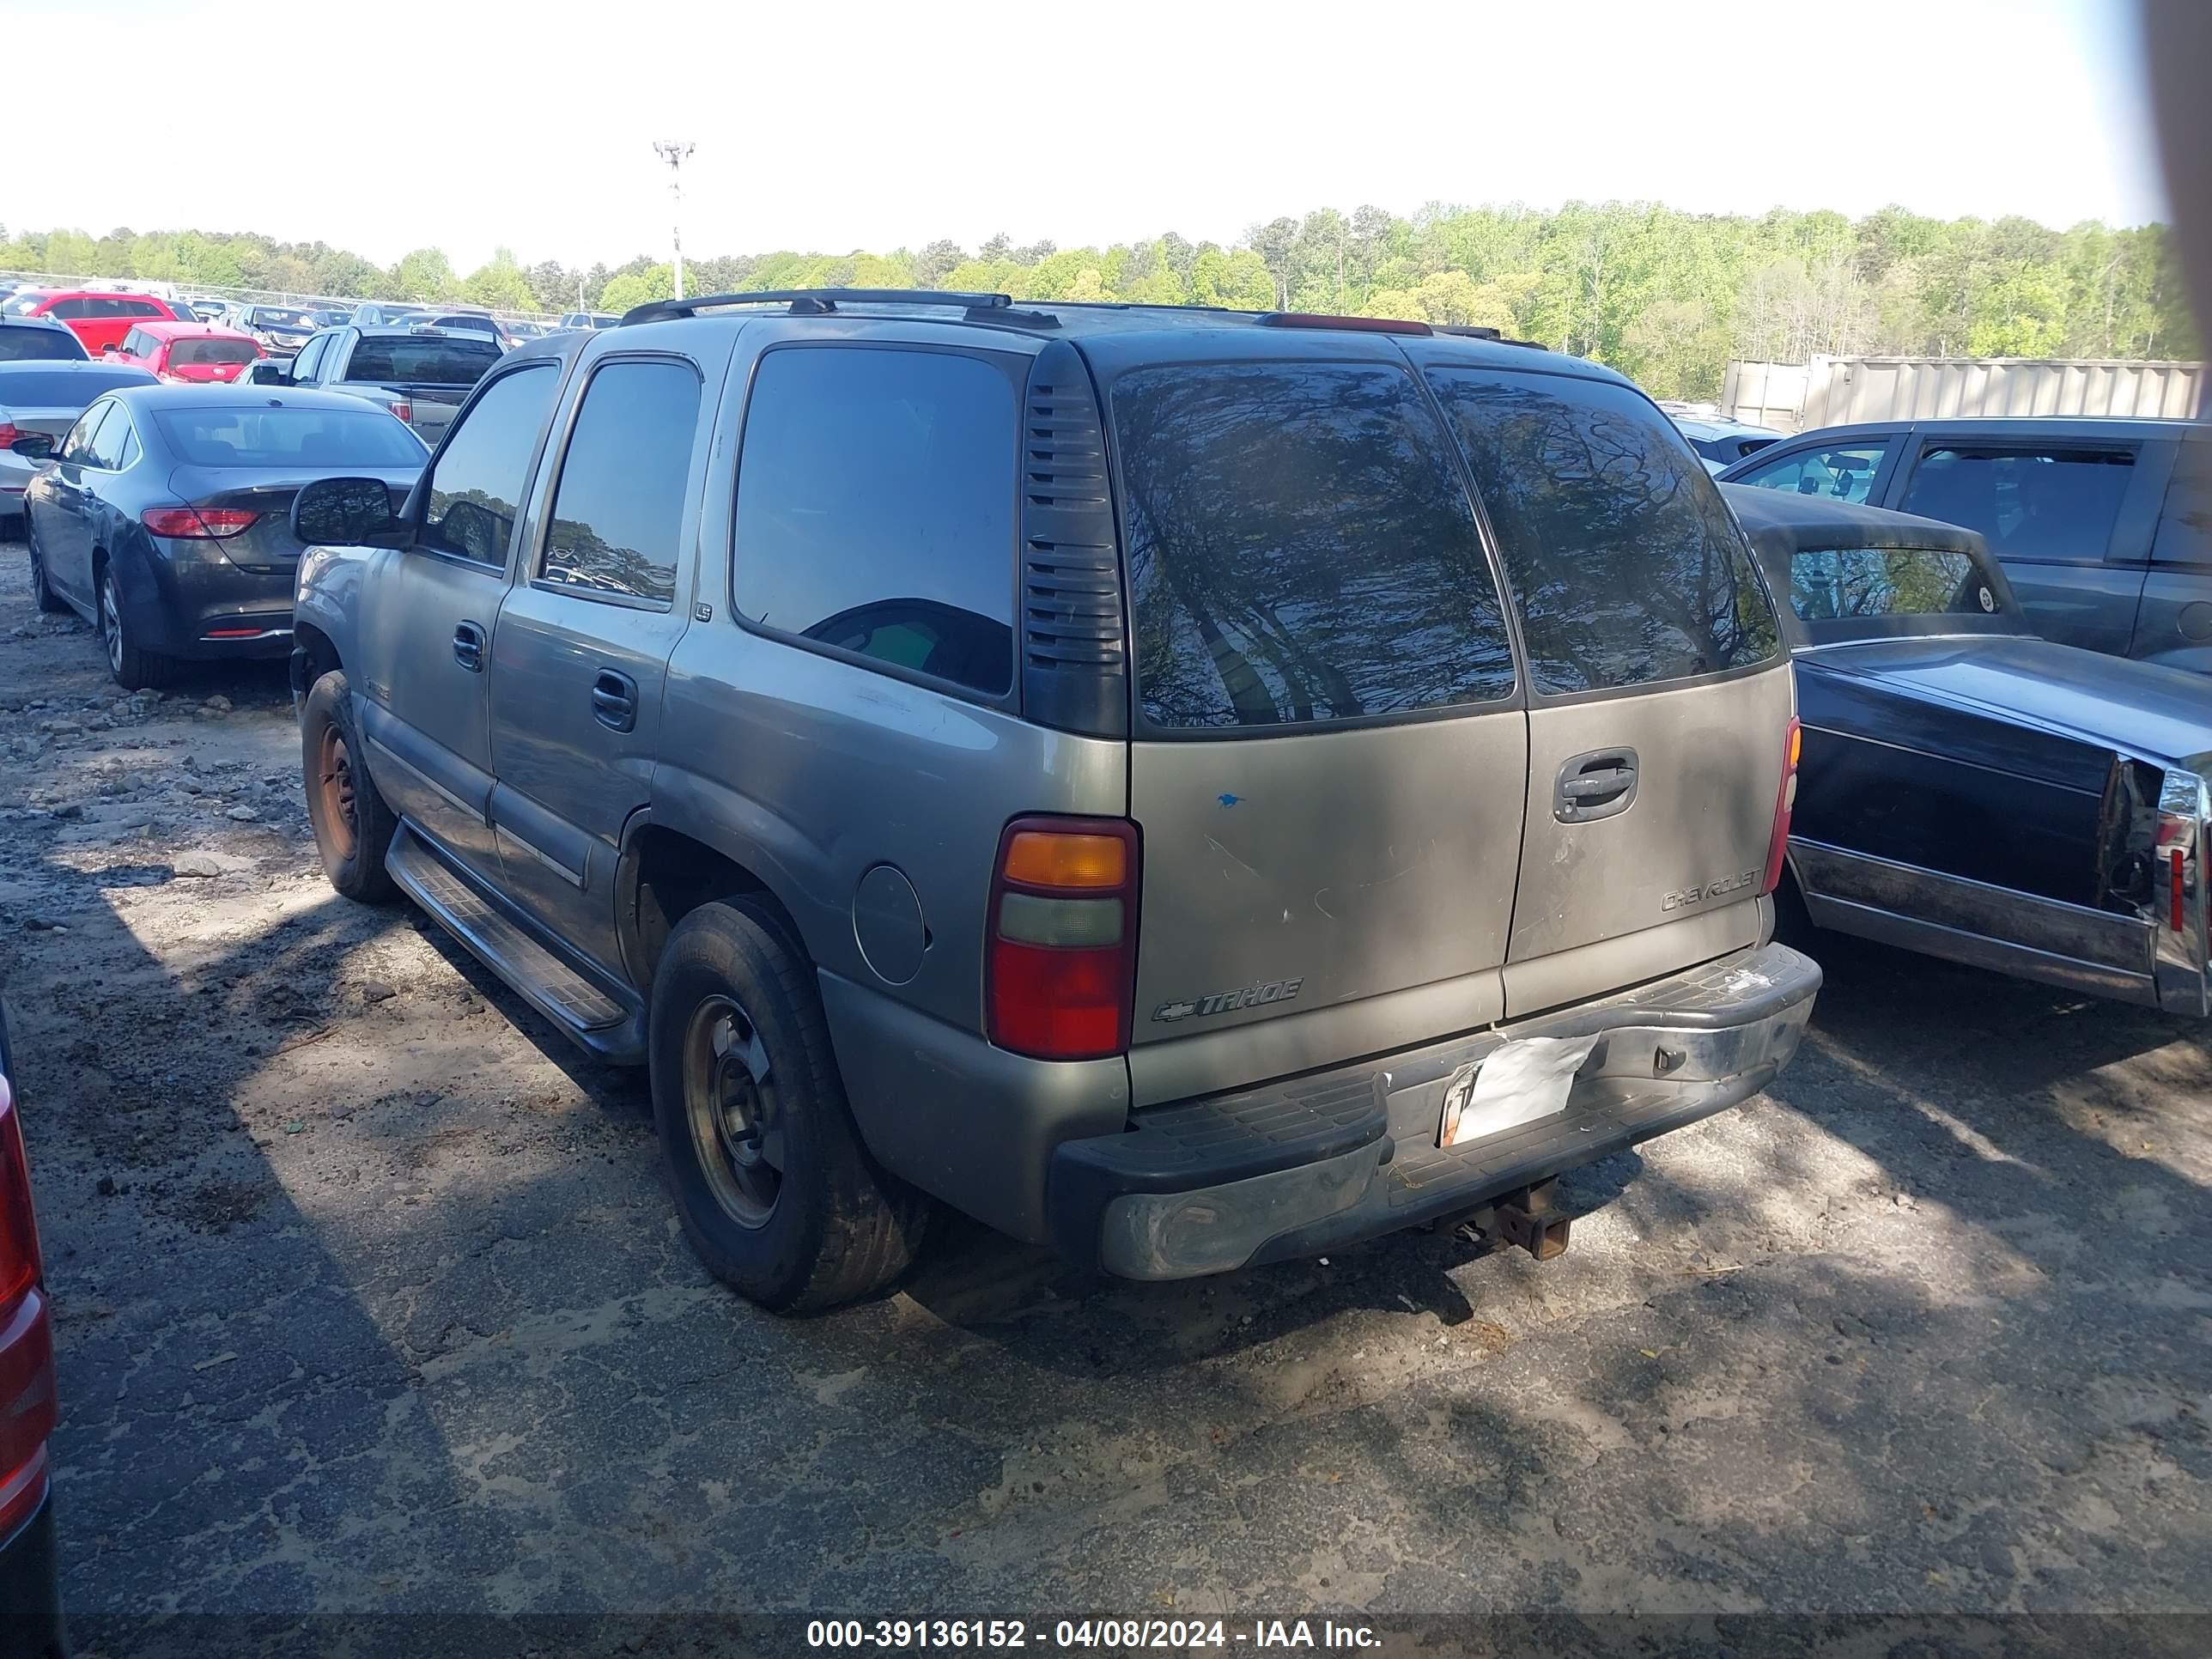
(0, 203), (2195, 399)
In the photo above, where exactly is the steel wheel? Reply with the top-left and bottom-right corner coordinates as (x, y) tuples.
(316, 724), (359, 863)
(100, 572), (125, 676)
(682, 994), (784, 1227)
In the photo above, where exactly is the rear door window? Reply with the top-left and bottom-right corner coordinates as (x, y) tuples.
(1730, 441), (1890, 503)
(1899, 445), (2136, 562)
(418, 363), (562, 566)
(1113, 362), (1515, 729)
(732, 344), (1018, 698)
(2153, 441), (2212, 567)
(537, 358), (702, 606)
(84, 405), (137, 470)
(1426, 368), (1779, 695)
(58, 403), (113, 464)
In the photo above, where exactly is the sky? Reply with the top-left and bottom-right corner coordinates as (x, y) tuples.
(0, 0), (2167, 272)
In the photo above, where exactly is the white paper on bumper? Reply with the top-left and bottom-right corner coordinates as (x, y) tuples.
(1437, 1034), (1603, 1148)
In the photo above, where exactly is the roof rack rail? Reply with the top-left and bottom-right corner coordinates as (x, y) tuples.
(621, 288), (1017, 325)
(1434, 324), (1548, 349)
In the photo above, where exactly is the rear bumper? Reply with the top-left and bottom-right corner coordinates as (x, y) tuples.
(0, 1483), (65, 1658)
(121, 546), (294, 659)
(1047, 941), (1822, 1280)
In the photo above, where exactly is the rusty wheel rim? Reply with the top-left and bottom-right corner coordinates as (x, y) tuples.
(316, 724), (358, 861)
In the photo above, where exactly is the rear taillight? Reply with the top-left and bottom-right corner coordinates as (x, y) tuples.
(987, 817), (1140, 1060)
(142, 506), (258, 539)
(0, 422), (19, 448)
(0, 1078), (40, 1311)
(0, 1073), (56, 1540)
(388, 401), (412, 423)
(1762, 717), (1802, 896)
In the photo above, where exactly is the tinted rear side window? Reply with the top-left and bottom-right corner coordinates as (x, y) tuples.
(0, 325), (86, 362)
(1900, 447), (2135, 562)
(733, 345), (1017, 697)
(0, 368), (150, 401)
(2154, 441), (2212, 566)
(1114, 362), (1515, 730)
(346, 336), (502, 386)
(1427, 368), (1779, 694)
(538, 358), (702, 605)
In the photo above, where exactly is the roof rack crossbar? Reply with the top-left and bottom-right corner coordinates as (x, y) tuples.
(621, 288), (1015, 325)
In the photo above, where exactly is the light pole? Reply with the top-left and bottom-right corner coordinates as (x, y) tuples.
(653, 139), (695, 301)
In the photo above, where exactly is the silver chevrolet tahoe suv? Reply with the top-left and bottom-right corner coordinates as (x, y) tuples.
(286, 289), (1821, 1312)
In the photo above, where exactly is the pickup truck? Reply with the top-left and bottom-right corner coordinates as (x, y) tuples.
(248, 324), (501, 447)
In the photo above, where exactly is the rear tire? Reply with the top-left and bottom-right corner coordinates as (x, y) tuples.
(301, 669), (398, 902)
(648, 898), (929, 1313)
(25, 520), (66, 614)
(99, 563), (170, 690)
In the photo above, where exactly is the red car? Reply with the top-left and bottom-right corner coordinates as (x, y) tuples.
(0, 289), (185, 356)
(102, 319), (263, 386)
(0, 1008), (63, 1656)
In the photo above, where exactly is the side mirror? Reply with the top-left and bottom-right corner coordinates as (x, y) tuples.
(247, 362), (289, 386)
(292, 476), (410, 549)
(9, 434), (55, 462)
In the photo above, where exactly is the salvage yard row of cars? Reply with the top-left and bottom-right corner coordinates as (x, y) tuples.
(3, 285), (2208, 1313)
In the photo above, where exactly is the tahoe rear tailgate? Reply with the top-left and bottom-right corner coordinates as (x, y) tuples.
(1103, 346), (1533, 1107)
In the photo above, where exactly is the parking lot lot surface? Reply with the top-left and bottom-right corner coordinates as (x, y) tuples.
(0, 539), (2208, 1656)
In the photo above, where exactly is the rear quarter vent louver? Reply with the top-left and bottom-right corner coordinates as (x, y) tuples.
(1020, 340), (1127, 738)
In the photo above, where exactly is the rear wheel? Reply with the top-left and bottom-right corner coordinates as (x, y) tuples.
(25, 520), (66, 614)
(99, 563), (169, 690)
(301, 669), (398, 902)
(649, 898), (928, 1312)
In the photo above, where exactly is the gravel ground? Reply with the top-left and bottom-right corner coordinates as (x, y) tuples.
(0, 536), (2208, 1656)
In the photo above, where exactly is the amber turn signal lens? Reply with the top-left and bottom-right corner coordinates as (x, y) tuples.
(1001, 831), (1127, 890)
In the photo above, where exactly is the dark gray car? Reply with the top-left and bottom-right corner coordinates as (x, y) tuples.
(284, 289), (1821, 1312)
(16, 384), (424, 688)
(1719, 415), (2212, 677)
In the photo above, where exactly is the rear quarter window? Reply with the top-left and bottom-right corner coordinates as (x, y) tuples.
(1426, 368), (1780, 694)
(1113, 362), (1516, 730)
(732, 344), (1018, 698)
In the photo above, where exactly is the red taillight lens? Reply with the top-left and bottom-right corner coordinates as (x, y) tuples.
(388, 401), (412, 423)
(142, 506), (258, 539)
(987, 816), (1140, 1060)
(0, 1077), (40, 1312)
(1762, 717), (1802, 896)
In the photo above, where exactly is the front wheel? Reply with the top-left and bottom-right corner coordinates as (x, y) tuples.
(301, 668), (398, 902)
(648, 899), (929, 1312)
(99, 564), (169, 690)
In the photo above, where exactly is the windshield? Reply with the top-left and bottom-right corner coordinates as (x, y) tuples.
(250, 308), (313, 329)
(154, 405), (428, 467)
(0, 326), (89, 363)
(345, 336), (501, 385)
(169, 338), (259, 369)
(1788, 546), (2008, 624)
(0, 366), (155, 402)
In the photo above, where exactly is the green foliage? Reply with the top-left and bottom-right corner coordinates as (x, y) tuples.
(598, 264), (675, 313)
(0, 205), (2196, 380)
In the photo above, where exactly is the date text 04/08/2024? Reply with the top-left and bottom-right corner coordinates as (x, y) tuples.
(805, 1619), (1385, 1650)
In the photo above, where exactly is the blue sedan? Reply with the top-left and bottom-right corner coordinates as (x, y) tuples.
(14, 384), (426, 689)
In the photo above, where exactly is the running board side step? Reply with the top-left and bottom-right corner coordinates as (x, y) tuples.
(386, 823), (647, 1065)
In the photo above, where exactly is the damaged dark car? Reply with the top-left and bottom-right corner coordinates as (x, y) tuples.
(1724, 483), (2209, 1016)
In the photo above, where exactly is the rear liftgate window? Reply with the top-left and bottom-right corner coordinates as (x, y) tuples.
(1428, 368), (1780, 694)
(1113, 362), (1516, 730)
